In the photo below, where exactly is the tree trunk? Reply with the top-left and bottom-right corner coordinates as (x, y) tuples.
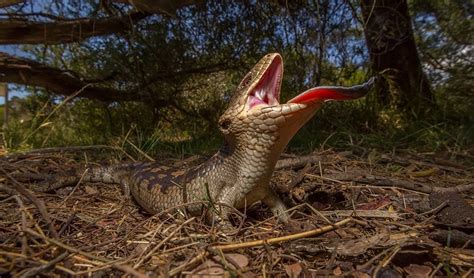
(360, 0), (434, 116)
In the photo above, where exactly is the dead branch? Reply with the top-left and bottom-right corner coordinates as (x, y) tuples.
(275, 154), (324, 170)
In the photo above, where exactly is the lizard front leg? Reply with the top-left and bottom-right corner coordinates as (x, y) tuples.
(214, 184), (290, 226)
(210, 185), (246, 228)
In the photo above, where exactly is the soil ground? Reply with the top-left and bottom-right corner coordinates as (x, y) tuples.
(1, 147), (473, 277)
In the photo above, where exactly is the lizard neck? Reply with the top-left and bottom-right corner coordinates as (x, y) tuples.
(213, 135), (286, 189)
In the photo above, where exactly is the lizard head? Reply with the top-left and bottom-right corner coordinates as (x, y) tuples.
(218, 53), (374, 163)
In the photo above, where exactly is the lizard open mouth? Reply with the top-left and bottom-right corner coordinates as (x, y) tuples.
(247, 53), (374, 110)
(247, 56), (282, 109)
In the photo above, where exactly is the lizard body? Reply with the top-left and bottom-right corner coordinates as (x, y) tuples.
(41, 53), (374, 224)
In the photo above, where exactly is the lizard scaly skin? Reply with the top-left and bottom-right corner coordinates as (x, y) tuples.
(40, 53), (374, 224)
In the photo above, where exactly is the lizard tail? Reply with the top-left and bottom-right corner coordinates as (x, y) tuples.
(36, 164), (136, 192)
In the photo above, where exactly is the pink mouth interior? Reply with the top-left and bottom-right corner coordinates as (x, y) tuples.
(247, 58), (282, 109)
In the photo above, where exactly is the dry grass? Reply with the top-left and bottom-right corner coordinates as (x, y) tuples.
(0, 148), (473, 277)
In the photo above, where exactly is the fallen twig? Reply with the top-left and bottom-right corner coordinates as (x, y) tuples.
(215, 218), (352, 251)
(321, 210), (400, 219)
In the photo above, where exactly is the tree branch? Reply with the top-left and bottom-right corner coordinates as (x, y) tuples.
(0, 11), (148, 45)
(0, 51), (141, 102)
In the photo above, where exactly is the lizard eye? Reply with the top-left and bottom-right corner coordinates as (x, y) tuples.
(219, 118), (232, 130)
(240, 73), (253, 88)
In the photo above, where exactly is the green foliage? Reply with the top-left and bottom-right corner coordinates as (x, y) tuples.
(289, 98), (472, 154)
(411, 0), (474, 117)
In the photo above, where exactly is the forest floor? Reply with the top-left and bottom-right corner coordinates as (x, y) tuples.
(0, 147), (473, 277)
